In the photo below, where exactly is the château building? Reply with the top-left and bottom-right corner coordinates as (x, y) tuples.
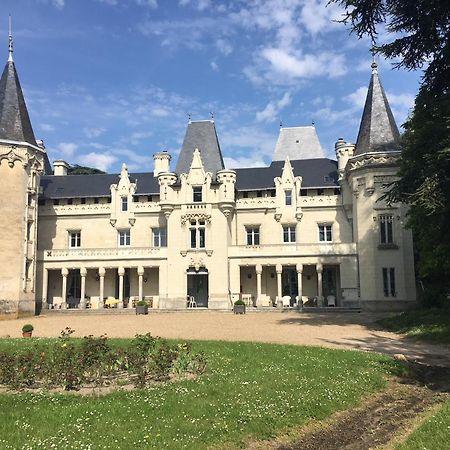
(0, 34), (416, 317)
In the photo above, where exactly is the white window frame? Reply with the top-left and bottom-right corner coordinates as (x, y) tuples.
(382, 267), (396, 297)
(192, 186), (203, 203)
(246, 226), (260, 246)
(283, 225), (296, 243)
(318, 224), (333, 242)
(69, 230), (81, 248)
(189, 220), (206, 249)
(121, 196), (128, 212)
(118, 229), (131, 247)
(379, 214), (394, 244)
(152, 227), (167, 247)
(285, 190), (292, 206)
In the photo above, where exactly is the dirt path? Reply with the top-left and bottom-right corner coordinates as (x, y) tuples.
(248, 364), (450, 450)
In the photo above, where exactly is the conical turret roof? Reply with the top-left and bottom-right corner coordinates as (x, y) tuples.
(0, 60), (37, 145)
(175, 120), (225, 174)
(354, 62), (400, 155)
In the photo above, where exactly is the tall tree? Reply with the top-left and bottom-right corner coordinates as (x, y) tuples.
(331, 0), (450, 300)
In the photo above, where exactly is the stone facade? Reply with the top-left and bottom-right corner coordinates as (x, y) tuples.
(0, 48), (417, 316)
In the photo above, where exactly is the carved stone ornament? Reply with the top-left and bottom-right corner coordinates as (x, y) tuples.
(109, 219), (117, 227)
(347, 152), (400, 173)
(180, 213), (212, 225)
(295, 208), (303, 221)
(128, 218), (136, 226)
(274, 212), (282, 222)
(0, 145), (44, 172)
(189, 256), (205, 272)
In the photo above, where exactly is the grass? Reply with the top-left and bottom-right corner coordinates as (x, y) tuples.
(378, 306), (450, 344)
(0, 338), (401, 450)
(396, 399), (450, 450)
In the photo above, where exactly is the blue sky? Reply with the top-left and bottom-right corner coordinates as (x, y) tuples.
(3, 0), (422, 173)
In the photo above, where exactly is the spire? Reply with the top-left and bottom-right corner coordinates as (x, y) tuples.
(8, 15), (13, 63)
(354, 60), (400, 155)
(0, 22), (37, 146)
(175, 120), (225, 174)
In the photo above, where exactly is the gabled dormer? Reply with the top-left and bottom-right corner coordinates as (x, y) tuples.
(274, 157), (302, 222)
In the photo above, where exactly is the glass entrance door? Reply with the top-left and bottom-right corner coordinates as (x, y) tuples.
(187, 272), (209, 307)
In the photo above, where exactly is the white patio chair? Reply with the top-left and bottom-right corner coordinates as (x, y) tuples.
(282, 295), (291, 307)
(188, 296), (196, 308)
(326, 295), (336, 307)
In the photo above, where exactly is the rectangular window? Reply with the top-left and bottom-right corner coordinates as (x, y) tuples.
(246, 227), (260, 246)
(319, 224), (333, 242)
(121, 196), (128, 212)
(380, 215), (394, 244)
(382, 268), (397, 297)
(152, 228), (167, 247)
(118, 230), (130, 247)
(285, 190), (292, 206)
(189, 220), (205, 249)
(193, 186), (202, 203)
(283, 225), (296, 243)
(69, 231), (81, 248)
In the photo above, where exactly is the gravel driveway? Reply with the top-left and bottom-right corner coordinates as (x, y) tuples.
(2, 310), (449, 367)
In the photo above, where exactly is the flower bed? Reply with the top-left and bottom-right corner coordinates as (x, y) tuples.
(0, 328), (206, 392)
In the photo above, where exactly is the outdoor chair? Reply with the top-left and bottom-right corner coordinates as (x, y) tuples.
(282, 295), (291, 307)
(326, 295), (336, 307)
(188, 296), (196, 308)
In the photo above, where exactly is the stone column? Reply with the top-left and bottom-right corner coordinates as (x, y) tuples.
(276, 264), (283, 307)
(80, 267), (87, 309)
(255, 264), (262, 307)
(316, 263), (323, 306)
(138, 266), (144, 303)
(118, 267), (125, 309)
(61, 268), (68, 309)
(98, 267), (105, 309)
(42, 268), (48, 309)
(296, 263), (303, 308)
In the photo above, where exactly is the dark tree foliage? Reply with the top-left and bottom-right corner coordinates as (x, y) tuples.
(331, 0), (450, 300)
(67, 164), (105, 175)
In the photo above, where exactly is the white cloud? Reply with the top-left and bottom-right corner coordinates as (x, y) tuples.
(299, 0), (343, 35)
(345, 86), (367, 109)
(83, 127), (106, 139)
(258, 47), (347, 82)
(256, 92), (292, 123)
(210, 61), (219, 71)
(81, 152), (118, 172)
(216, 39), (232, 56)
(39, 123), (55, 132)
(56, 142), (78, 158)
(136, 0), (158, 7)
(51, 0), (65, 9)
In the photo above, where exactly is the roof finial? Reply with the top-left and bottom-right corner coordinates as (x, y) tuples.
(187, 112), (191, 123)
(210, 111), (214, 121)
(8, 15), (13, 63)
(311, 119), (315, 126)
(370, 48), (377, 75)
(279, 119), (283, 128)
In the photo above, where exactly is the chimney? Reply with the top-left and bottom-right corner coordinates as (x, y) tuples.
(53, 160), (70, 176)
(153, 151), (171, 176)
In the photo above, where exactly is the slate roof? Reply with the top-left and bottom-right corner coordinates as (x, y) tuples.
(235, 158), (338, 190)
(273, 126), (324, 161)
(40, 172), (160, 199)
(40, 157), (338, 199)
(354, 64), (400, 155)
(175, 120), (225, 174)
(0, 61), (36, 145)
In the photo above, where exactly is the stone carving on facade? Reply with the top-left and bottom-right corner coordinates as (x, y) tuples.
(189, 255), (205, 272)
(347, 152), (400, 173)
(0, 145), (44, 172)
(180, 213), (212, 225)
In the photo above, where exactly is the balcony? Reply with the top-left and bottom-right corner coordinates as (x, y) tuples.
(38, 247), (167, 262)
(299, 195), (340, 208)
(228, 242), (357, 258)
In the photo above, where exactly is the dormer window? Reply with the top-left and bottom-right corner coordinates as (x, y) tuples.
(193, 186), (202, 203)
(285, 190), (292, 206)
(121, 196), (128, 212)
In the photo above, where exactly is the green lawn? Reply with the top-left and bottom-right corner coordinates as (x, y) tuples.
(0, 339), (400, 450)
(396, 399), (450, 450)
(379, 307), (450, 344)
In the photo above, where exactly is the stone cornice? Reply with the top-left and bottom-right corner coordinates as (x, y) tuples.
(346, 151), (401, 174)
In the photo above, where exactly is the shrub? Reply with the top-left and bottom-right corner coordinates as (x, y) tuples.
(136, 300), (147, 307)
(22, 324), (33, 333)
(234, 299), (245, 306)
